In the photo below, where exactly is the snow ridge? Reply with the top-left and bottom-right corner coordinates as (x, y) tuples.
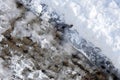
(17, 0), (120, 79)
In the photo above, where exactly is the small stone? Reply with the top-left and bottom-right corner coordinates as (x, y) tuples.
(22, 37), (32, 45)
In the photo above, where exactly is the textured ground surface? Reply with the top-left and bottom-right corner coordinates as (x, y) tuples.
(0, 0), (117, 80)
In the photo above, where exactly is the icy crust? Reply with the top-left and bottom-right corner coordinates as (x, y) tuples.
(65, 29), (120, 78)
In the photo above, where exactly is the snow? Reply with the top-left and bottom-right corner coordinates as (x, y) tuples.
(39, 0), (120, 70)
(0, 0), (120, 79)
(28, 70), (49, 79)
(0, 35), (4, 42)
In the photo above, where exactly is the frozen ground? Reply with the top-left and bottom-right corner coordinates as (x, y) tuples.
(0, 0), (120, 80)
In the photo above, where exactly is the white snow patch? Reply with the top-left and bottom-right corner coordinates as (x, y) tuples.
(0, 35), (4, 42)
(28, 70), (49, 79)
(10, 54), (35, 79)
